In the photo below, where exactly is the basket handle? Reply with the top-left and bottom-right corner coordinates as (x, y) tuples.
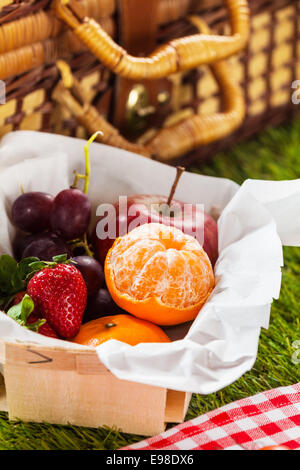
(145, 15), (246, 160)
(53, 61), (152, 158)
(53, 0), (249, 80)
(53, 16), (245, 161)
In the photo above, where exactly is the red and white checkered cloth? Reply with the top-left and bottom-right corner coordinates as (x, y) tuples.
(124, 383), (300, 450)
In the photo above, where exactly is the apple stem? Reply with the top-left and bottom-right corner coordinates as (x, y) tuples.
(167, 166), (185, 206)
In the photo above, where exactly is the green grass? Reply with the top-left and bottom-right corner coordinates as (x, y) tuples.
(1, 119), (300, 449)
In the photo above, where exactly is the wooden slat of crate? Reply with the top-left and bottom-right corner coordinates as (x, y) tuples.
(165, 389), (191, 423)
(4, 365), (168, 434)
(1, 342), (190, 435)
(0, 374), (7, 412)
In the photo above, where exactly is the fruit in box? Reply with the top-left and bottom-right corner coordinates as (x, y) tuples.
(27, 263), (87, 338)
(12, 192), (54, 233)
(84, 288), (125, 323)
(71, 256), (104, 295)
(26, 312), (59, 338)
(94, 168), (218, 267)
(8, 292), (59, 339)
(5, 134), (216, 342)
(105, 223), (215, 325)
(20, 233), (71, 261)
(50, 188), (91, 240)
(73, 314), (171, 347)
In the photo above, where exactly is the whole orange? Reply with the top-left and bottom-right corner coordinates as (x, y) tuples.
(72, 314), (171, 347)
(105, 223), (215, 325)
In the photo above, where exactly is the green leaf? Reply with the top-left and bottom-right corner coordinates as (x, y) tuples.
(28, 255), (71, 272)
(7, 294), (35, 325)
(0, 255), (18, 294)
(0, 252), (72, 304)
(7, 303), (23, 323)
(26, 318), (46, 332)
(16, 257), (39, 279)
(52, 254), (68, 264)
(0, 254), (17, 274)
(12, 256), (40, 290)
(28, 261), (47, 271)
(0, 254), (42, 300)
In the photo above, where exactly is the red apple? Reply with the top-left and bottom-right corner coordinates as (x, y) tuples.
(93, 193), (218, 267)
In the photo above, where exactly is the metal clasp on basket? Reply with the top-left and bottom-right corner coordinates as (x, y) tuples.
(126, 84), (170, 133)
(125, 84), (156, 133)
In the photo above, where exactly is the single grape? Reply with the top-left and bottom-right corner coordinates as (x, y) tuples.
(72, 256), (104, 295)
(83, 288), (125, 323)
(13, 232), (38, 260)
(21, 233), (71, 261)
(12, 192), (54, 233)
(50, 189), (91, 240)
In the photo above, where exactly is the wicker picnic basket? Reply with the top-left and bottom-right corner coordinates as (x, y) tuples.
(0, 0), (299, 165)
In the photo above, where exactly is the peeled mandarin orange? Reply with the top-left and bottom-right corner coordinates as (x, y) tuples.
(72, 314), (171, 347)
(105, 223), (215, 325)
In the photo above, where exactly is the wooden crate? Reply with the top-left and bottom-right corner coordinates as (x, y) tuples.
(0, 341), (191, 436)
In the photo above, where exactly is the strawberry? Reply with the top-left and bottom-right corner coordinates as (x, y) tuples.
(25, 311), (59, 338)
(38, 322), (59, 339)
(25, 312), (41, 324)
(8, 293), (59, 338)
(12, 291), (26, 305)
(27, 263), (87, 338)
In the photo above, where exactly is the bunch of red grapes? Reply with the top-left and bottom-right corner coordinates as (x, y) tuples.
(12, 187), (124, 322)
